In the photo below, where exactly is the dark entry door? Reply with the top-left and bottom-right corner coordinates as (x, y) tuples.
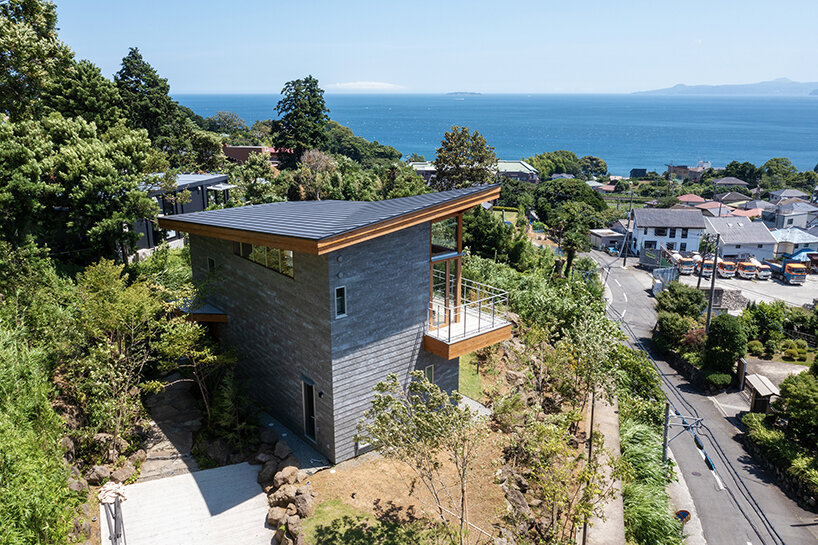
(303, 382), (316, 441)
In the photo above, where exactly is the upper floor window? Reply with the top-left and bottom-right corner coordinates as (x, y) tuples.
(654, 227), (668, 237)
(233, 241), (294, 278)
(431, 216), (460, 258)
(669, 228), (676, 238)
(681, 228), (689, 238)
(335, 286), (347, 318)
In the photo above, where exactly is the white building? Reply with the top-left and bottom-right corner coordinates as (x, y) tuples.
(704, 217), (777, 261)
(630, 208), (705, 255)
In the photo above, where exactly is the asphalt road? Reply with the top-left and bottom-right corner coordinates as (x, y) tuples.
(589, 250), (818, 545)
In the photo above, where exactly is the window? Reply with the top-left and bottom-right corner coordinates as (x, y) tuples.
(758, 244), (763, 248)
(233, 241), (294, 278)
(644, 240), (657, 249)
(736, 244), (741, 249)
(681, 228), (688, 238)
(667, 242), (675, 250)
(787, 219), (794, 225)
(334, 286), (347, 318)
(654, 227), (667, 237)
(207, 257), (215, 273)
(680, 243), (687, 252)
(669, 228), (676, 238)
(431, 216), (460, 257)
(643, 228), (648, 235)
(424, 364), (434, 383)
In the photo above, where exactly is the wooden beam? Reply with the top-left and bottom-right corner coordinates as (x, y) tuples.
(423, 324), (512, 360)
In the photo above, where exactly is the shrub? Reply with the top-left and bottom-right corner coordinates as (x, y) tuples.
(796, 339), (809, 351)
(764, 339), (779, 357)
(704, 372), (732, 389)
(704, 314), (747, 373)
(783, 348), (799, 361)
(772, 372), (818, 450)
(747, 340), (764, 357)
(680, 328), (706, 352)
(681, 351), (702, 369)
(655, 282), (707, 318)
(782, 339), (797, 352)
(655, 311), (696, 352)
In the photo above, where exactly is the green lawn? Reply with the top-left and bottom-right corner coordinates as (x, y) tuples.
(459, 352), (483, 401)
(492, 210), (518, 224)
(302, 499), (438, 545)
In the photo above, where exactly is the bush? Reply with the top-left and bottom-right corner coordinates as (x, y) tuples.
(655, 311), (696, 352)
(747, 340), (764, 357)
(764, 339), (779, 357)
(796, 339), (809, 351)
(655, 282), (707, 318)
(772, 372), (818, 450)
(783, 348), (799, 361)
(704, 313), (747, 373)
(782, 339), (797, 352)
(681, 351), (702, 369)
(704, 372), (732, 389)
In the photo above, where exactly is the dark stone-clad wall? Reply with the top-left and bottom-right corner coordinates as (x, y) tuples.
(328, 223), (458, 462)
(189, 235), (336, 460)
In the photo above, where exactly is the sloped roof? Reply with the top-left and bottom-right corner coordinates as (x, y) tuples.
(705, 217), (776, 245)
(778, 200), (818, 214)
(770, 188), (809, 199)
(715, 191), (752, 203)
(696, 201), (732, 209)
(633, 208), (705, 228)
(742, 199), (774, 210)
(712, 176), (749, 186)
(158, 184), (500, 255)
(496, 160), (538, 175)
(730, 208), (763, 218)
(770, 227), (818, 244)
(678, 193), (706, 203)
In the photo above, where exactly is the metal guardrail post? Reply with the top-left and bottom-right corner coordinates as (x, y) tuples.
(447, 306), (452, 343)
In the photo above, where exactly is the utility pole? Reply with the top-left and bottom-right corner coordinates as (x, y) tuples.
(705, 233), (720, 333)
(696, 234), (708, 290)
(622, 191), (635, 267)
(662, 401), (671, 463)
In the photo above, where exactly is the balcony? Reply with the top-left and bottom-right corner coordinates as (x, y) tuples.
(423, 271), (512, 359)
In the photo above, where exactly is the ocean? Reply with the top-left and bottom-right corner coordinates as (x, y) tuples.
(174, 93), (818, 177)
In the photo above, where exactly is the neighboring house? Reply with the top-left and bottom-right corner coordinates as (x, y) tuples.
(712, 176), (749, 188)
(769, 188), (809, 204)
(589, 228), (624, 250)
(596, 184), (616, 193)
(770, 227), (818, 258)
(677, 193), (706, 205)
(695, 201), (734, 217)
(157, 185), (511, 463)
(666, 164), (706, 181)
(586, 180), (604, 190)
(630, 208), (705, 254)
(730, 208), (763, 219)
(629, 168), (647, 178)
(496, 160), (540, 183)
(741, 199), (775, 211)
(715, 191), (751, 205)
(705, 217), (777, 261)
(409, 161), (437, 182)
(135, 173), (234, 250)
(223, 145), (282, 166)
(762, 199), (818, 229)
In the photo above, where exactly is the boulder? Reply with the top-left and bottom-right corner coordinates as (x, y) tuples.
(277, 534), (293, 545)
(266, 506), (288, 528)
(273, 440), (293, 460)
(110, 462), (136, 483)
(206, 438), (232, 466)
(294, 486), (316, 518)
(69, 517), (91, 540)
(258, 460), (278, 485)
(273, 466), (299, 488)
(68, 477), (88, 493)
(260, 428), (278, 445)
(253, 452), (274, 465)
(268, 484), (298, 507)
(286, 503), (297, 516)
(92, 433), (129, 453)
(277, 455), (300, 472)
(127, 449), (147, 466)
(85, 465), (111, 485)
(287, 514), (303, 536)
(296, 470), (309, 483)
(76, 502), (91, 518)
(504, 486), (531, 517)
(505, 370), (526, 386)
(60, 436), (75, 462)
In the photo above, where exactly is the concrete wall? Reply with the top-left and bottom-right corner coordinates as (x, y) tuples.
(720, 242), (775, 261)
(328, 223), (457, 462)
(189, 235), (336, 460)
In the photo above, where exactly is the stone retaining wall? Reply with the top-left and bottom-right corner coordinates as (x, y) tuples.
(743, 436), (818, 512)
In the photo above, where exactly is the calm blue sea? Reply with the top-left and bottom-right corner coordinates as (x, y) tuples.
(174, 94), (818, 176)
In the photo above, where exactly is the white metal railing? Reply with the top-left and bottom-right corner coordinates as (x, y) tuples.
(426, 270), (510, 343)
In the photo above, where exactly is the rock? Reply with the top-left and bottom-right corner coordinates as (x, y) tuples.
(286, 503), (297, 516)
(263, 483), (276, 495)
(296, 470), (309, 483)
(274, 526), (287, 544)
(92, 433), (129, 453)
(60, 436), (75, 462)
(68, 477), (88, 493)
(110, 462), (136, 483)
(229, 452), (247, 465)
(494, 539), (508, 545)
(206, 438), (232, 466)
(253, 452), (274, 465)
(277, 455), (300, 472)
(258, 460), (278, 485)
(505, 370), (526, 386)
(127, 449), (147, 466)
(274, 440), (293, 460)
(76, 502), (91, 518)
(69, 465), (82, 479)
(260, 428), (278, 445)
(504, 486), (531, 517)
(267, 506), (288, 528)
(273, 466), (299, 488)
(294, 486), (316, 518)
(269, 484), (298, 507)
(287, 514), (303, 536)
(85, 465), (111, 485)
(69, 516), (91, 539)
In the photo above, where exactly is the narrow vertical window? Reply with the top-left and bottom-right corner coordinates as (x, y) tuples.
(207, 257), (215, 273)
(335, 286), (347, 318)
(424, 364), (434, 384)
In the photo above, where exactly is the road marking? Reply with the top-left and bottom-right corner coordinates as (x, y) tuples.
(621, 309), (627, 319)
(710, 397), (729, 418)
(713, 472), (725, 491)
(614, 279), (622, 287)
(622, 292), (628, 303)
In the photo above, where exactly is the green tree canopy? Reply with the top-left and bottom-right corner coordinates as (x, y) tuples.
(432, 126), (497, 191)
(579, 155), (608, 176)
(723, 161), (761, 184)
(527, 150), (581, 178)
(203, 111), (249, 134)
(704, 313), (747, 373)
(322, 121), (402, 168)
(274, 75), (329, 167)
(42, 59), (124, 132)
(0, 0), (73, 120)
(772, 372), (818, 450)
(655, 282), (707, 318)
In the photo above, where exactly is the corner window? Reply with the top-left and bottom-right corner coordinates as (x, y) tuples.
(644, 240), (657, 249)
(334, 286), (347, 318)
(233, 241), (294, 278)
(424, 364), (434, 383)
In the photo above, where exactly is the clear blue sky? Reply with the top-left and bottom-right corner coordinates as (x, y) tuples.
(55, 0), (818, 94)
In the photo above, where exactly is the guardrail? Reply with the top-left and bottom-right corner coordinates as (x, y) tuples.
(426, 271), (509, 343)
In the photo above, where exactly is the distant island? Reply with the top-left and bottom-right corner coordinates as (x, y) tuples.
(446, 91), (482, 96)
(635, 78), (818, 97)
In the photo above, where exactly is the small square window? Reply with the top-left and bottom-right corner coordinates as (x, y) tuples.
(207, 257), (215, 273)
(424, 364), (434, 383)
(757, 244), (763, 248)
(680, 243), (687, 252)
(334, 286), (347, 318)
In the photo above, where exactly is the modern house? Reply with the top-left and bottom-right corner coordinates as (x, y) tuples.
(408, 161), (437, 182)
(666, 162), (711, 182)
(630, 208), (705, 254)
(762, 199), (818, 229)
(705, 217), (777, 261)
(770, 227), (818, 258)
(135, 173), (234, 250)
(712, 176), (749, 188)
(769, 188), (809, 204)
(629, 168), (647, 179)
(496, 160), (540, 183)
(741, 199), (775, 211)
(157, 185), (511, 463)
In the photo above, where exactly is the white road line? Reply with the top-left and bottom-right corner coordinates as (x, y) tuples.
(714, 472), (725, 491)
(621, 309), (627, 319)
(614, 279), (622, 287)
(622, 293), (628, 303)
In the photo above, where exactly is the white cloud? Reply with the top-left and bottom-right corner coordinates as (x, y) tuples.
(325, 81), (405, 92)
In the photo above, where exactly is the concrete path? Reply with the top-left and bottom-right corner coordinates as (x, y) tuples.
(258, 412), (329, 473)
(101, 462), (271, 545)
(459, 394), (492, 417)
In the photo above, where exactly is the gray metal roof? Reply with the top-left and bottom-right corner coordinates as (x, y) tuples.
(713, 176), (749, 186)
(143, 173), (229, 195)
(770, 188), (809, 199)
(496, 160), (538, 175)
(705, 217), (776, 245)
(745, 374), (778, 398)
(164, 185), (499, 240)
(742, 199), (774, 210)
(770, 227), (818, 244)
(633, 208), (706, 228)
